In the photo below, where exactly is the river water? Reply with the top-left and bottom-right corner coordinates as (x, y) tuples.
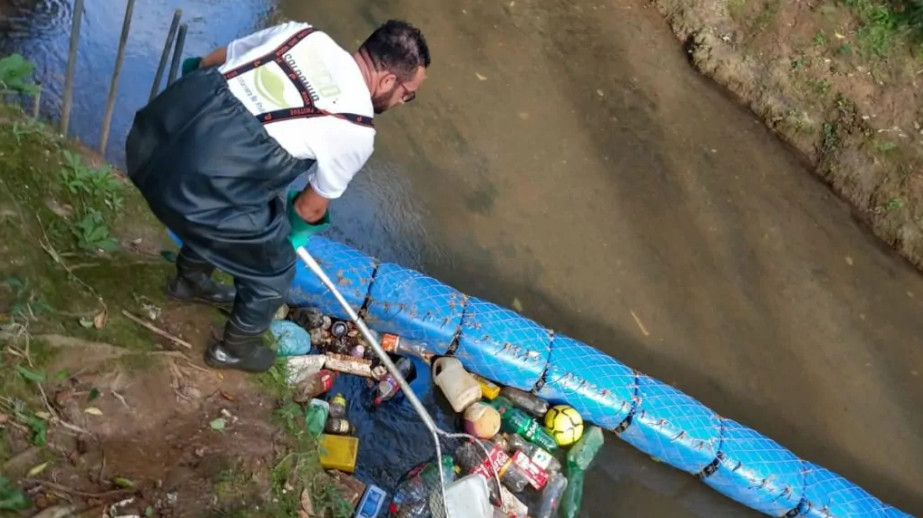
(2, 0), (922, 516)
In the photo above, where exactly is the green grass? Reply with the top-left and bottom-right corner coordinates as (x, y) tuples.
(249, 362), (355, 518)
(842, 0), (923, 57)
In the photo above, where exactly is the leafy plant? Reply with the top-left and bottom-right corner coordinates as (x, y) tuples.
(61, 150), (124, 211)
(73, 208), (118, 252)
(2, 276), (51, 322)
(0, 54), (39, 95)
(0, 476), (30, 511)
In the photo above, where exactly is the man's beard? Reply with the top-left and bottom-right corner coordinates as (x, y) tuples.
(372, 84), (398, 114)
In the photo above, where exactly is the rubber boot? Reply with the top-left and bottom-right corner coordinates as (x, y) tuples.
(167, 247), (236, 307)
(204, 320), (276, 372)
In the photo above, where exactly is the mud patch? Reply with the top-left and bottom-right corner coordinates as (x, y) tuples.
(4, 336), (278, 517)
(652, 0), (923, 270)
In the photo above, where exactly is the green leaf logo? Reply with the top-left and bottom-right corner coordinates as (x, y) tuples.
(254, 67), (289, 108)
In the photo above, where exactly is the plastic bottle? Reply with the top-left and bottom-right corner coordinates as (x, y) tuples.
(391, 456), (457, 518)
(498, 485), (529, 518)
(559, 426), (604, 518)
(454, 442), (529, 494)
(499, 386), (548, 418)
(373, 357), (415, 406)
(534, 471), (568, 518)
(304, 399), (329, 437)
(369, 331), (435, 363)
(507, 433), (561, 474)
(324, 417), (356, 435)
(490, 399), (558, 452)
(328, 393), (347, 419)
(293, 369), (336, 403)
(432, 357), (482, 413)
(350, 343), (366, 358)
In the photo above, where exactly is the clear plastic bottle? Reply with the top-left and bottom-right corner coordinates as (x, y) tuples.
(499, 387), (548, 418)
(508, 433), (562, 474)
(367, 330), (435, 363)
(534, 471), (568, 518)
(391, 456), (456, 518)
(454, 442), (529, 494)
(293, 369), (336, 403)
(373, 357), (416, 406)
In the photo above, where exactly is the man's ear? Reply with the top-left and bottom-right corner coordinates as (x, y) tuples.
(378, 72), (397, 92)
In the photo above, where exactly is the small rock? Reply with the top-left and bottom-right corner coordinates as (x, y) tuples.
(845, 256), (853, 266)
(194, 447), (206, 458)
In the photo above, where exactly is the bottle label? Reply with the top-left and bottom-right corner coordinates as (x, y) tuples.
(380, 333), (400, 352)
(472, 445), (511, 479)
(530, 448), (554, 471)
(511, 450), (548, 490)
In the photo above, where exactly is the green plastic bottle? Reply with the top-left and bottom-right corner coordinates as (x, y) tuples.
(558, 425), (604, 518)
(491, 397), (558, 452)
(304, 399), (329, 438)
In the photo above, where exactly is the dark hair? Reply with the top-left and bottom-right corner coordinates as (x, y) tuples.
(360, 20), (430, 81)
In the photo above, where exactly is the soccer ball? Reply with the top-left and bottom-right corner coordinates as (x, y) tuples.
(544, 405), (584, 446)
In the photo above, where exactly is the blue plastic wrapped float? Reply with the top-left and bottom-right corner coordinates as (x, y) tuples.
(177, 232), (911, 518)
(618, 375), (722, 475)
(799, 462), (910, 518)
(702, 418), (804, 516)
(364, 262), (467, 355)
(286, 237), (377, 321)
(453, 297), (551, 391)
(536, 334), (637, 429)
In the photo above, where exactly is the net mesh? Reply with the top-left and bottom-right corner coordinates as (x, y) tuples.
(455, 297), (552, 391)
(702, 418), (804, 515)
(618, 374), (721, 475)
(283, 235), (914, 518)
(288, 237), (377, 320)
(365, 262), (467, 355)
(537, 334), (636, 429)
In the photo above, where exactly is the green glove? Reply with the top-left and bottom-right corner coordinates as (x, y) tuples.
(181, 57), (202, 77)
(287, 190), (330, 250)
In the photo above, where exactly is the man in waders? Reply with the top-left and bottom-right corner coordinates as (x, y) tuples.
(125, 20), (430, 372)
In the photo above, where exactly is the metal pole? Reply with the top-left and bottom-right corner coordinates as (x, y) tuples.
(60, 0), (85, 135)
(296, 246), (440, 432)
(149, 9), (182, 101)
(98, 0), (136, 154)
(31, 84), (42, 119)
(166, 24), (188, 86)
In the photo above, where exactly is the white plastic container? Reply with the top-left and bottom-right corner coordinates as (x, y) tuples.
(431, 474), (492, 518)
(432, 357), (482, 413)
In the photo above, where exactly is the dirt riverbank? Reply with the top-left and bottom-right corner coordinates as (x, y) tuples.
(651, 0), (923, 271)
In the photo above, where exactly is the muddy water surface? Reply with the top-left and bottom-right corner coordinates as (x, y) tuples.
(2, 0), (922, 516)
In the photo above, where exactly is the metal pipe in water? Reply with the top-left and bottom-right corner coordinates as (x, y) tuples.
(99, 0), (136, 154)
(60, 0), (85, 135)
(149, 9), (182, 101)
(167, 24), (188, 86)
